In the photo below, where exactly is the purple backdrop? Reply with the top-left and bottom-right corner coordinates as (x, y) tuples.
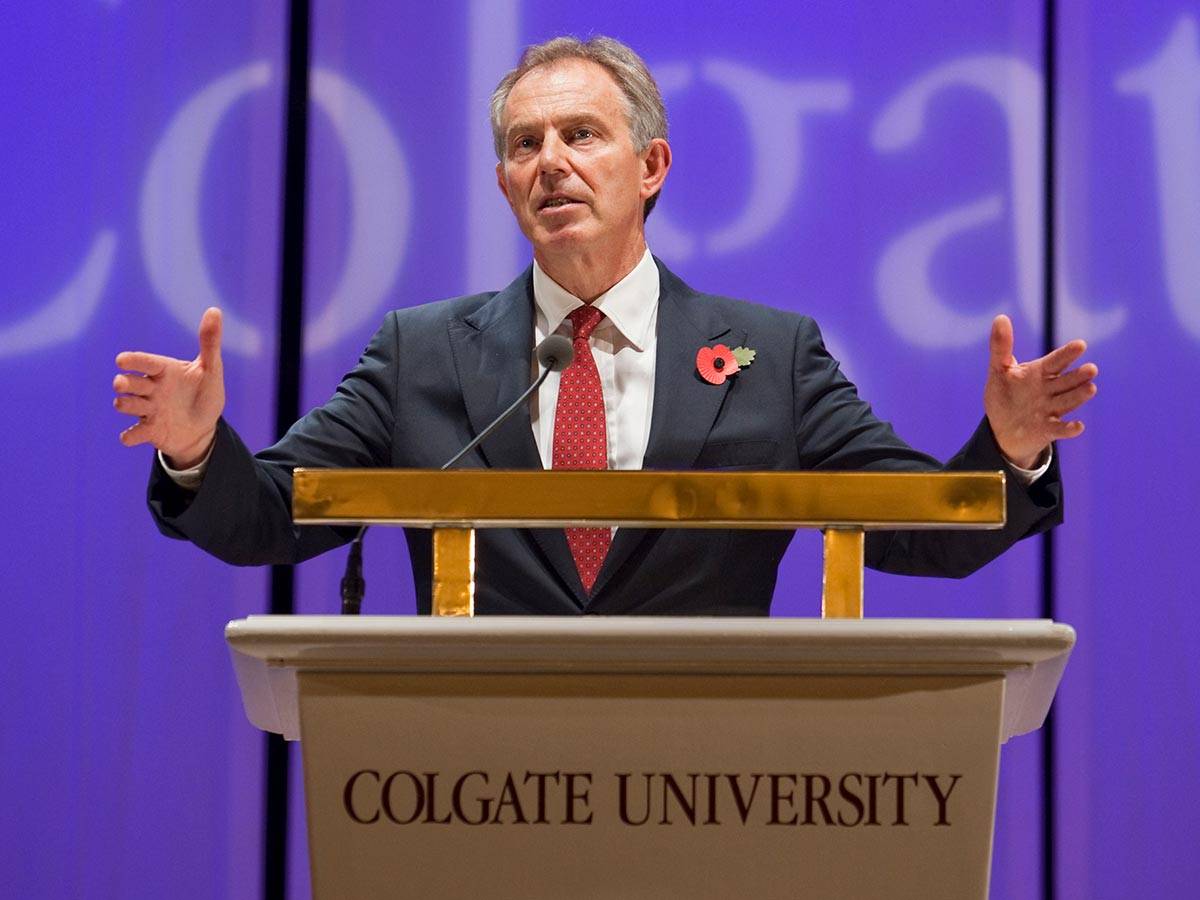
(0, 3), (289, 897)
(1053, 3), (1200, 897)
(1, 2), (1195, 898)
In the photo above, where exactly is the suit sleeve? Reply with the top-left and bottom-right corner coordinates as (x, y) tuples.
(790, 316), (1062, 578)
(146, 312), (400, 565)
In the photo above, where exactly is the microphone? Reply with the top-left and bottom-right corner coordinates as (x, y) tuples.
(537, 334), (574, 372)
(339, 334), (575, 614)
(440, 334), (574, 470)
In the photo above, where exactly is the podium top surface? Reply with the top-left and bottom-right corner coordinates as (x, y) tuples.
(226, 616), (1073, 742)
(291, 469), (1007, 529)
(227, 615), (1071, 667)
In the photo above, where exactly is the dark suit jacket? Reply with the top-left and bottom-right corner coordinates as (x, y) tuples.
(149, 260), (1062, 615)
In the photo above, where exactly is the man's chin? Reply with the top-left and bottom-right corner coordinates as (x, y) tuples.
(531, 221), (595, 253)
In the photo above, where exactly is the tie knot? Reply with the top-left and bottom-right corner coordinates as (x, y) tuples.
(568, 305), (605, 342)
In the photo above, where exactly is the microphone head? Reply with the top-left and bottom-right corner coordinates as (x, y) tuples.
(536, 334), (574, 372)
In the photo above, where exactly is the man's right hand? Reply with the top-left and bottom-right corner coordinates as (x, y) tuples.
(113, 307), (226, 469)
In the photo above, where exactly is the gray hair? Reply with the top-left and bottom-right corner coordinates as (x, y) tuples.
(489, 36), (668, 218)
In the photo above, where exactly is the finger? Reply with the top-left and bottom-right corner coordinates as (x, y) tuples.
(115, 351), (171, 377)
(1047, 418), (1086, 441)
(988, 315), (1015, 370)
(113, 373), (155, 397)
(197, 307), (223, 371)
(1040, 339), (1087, 376)
(119, 421), (155, 447)
(113, 394), (154, 417)
(1050, 381), (1098, 416)
(1048, 362), (1098, 395)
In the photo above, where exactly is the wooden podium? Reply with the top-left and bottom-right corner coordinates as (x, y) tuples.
(226, 470), (1074, 898)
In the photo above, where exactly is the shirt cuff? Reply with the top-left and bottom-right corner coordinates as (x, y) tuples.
(1003, 446), (1053, 486)
(158, 443), (214, 491)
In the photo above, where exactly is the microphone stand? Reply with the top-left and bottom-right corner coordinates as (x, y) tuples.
(339, 335), (573, 614)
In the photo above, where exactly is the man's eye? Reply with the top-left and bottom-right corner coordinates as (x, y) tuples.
(514, 137), (536, 151)
(572, 128), (593, 141)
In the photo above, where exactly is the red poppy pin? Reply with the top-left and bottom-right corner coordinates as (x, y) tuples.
(696, 344), (756, 385)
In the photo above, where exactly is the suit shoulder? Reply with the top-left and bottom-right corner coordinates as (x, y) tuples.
(702, 292), (813, 325)
(383, 267), (533, 333)
(685, 291), (824, 347)
(658, 260), (815, 334)
(386, 291), (499, 327)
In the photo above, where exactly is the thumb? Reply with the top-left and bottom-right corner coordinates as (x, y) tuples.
(197, 307), (223, 371)
(988, 314), (1015, 371)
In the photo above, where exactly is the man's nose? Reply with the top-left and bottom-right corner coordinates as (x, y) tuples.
(537, 132), (569, 175)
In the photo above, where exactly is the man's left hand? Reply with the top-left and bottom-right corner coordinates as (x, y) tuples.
(984, 314), (1098, 470)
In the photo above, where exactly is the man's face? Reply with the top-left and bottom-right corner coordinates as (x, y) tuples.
(496, 59), (660, 264)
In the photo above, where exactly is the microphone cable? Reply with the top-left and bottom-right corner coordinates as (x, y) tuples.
(339, 334), (575, 614)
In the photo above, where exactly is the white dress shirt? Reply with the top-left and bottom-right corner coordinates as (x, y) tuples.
(531, 248), (659, 471)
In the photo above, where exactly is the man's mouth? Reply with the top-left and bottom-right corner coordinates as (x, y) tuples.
(539, 196), (582, 210)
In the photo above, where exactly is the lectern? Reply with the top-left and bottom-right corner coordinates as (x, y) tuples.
(226, 470), (1073, 899)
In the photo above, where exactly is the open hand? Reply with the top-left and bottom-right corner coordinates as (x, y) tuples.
(113, 307), (225, 468)
(984, 314), (1097, 469)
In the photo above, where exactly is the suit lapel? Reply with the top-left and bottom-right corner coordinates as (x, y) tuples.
(588, 261), (745, 603)
(447, 269), (588, 607)
(640, 263), (744, 471)
(447, 270), (543, 471)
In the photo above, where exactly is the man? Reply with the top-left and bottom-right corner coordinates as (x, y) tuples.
(113, 37), (1097, 614)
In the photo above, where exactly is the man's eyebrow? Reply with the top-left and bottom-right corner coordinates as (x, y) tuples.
(504, 121), (537, 140)
(505, 112), (607, 139)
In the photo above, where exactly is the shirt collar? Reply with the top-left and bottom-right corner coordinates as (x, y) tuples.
(532, 249), (659, 351)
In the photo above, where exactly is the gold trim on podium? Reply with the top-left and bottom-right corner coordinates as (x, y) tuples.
(293, 469), (1005, 618)
(822, 528), (865, 618)
(432, 528), (474, 617)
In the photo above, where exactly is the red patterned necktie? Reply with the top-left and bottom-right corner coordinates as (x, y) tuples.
(552, 305), (611, 592)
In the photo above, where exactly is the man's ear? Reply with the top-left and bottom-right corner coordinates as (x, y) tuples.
(496, 162), (514, 209)
(640, 138), (671, 201)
